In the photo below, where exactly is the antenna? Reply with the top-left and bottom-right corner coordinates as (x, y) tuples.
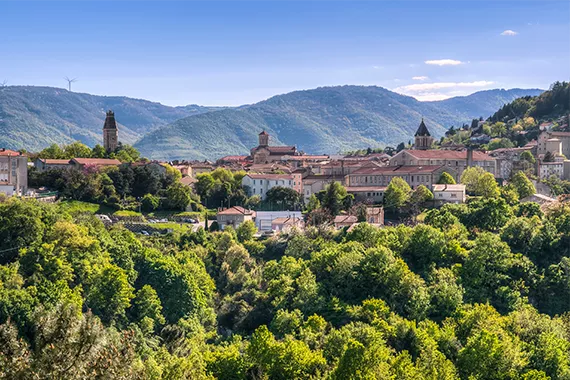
(64, 76), (77, 92)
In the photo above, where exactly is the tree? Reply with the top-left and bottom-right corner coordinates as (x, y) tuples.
(384, 177), (411, 211)
(543, 151), (555, 162)
(437, 172), (456, 184)
(91, 144), (107, 158)
(236, 220), (257, 242)
(86, 264), (134, 323)
(131, 285), (165, 327)
(322, 182), (347, 216)
(305, 194), (320, 213)
(163, 182), (192, 211)
(141, 193), (160, 212)
(510, 171), (536, 199)
(461, 167), (500, 198)
(265, 186), (301, 210)
(409, 185), (433, 210)
(520, 151), (536, 164)
(63, 141), (92, 158)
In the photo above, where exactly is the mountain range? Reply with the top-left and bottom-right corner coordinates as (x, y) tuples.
(0, 85), (542, 160)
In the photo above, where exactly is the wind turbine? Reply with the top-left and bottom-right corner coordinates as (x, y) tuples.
(0, 80), (7, 87)
(64, 76), (78, 92)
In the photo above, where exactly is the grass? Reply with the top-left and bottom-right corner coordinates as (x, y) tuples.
(152, 222), (194, 233)
(58, 200), (114, 215)
(114, 210), (143, 217)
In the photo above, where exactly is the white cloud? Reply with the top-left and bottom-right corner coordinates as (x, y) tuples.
(424, 59), (464, 66)
(501, 30), (518, 36)
(394, 81), (495, 101)
(397, 81), (494, 92)
(412, 76), (429, 81)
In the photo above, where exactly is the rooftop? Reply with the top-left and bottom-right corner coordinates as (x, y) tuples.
(345, 186), (387, 192)
(217, 206), (255, 216)
(0, 148), (24, 157)
(245, 173), (294, 180)
(38, 158), (71, 164)
(70, 158), (121, 166)
(432, 184), (466, 192)
(403, 149), (494, 161)
(350, 165), (445, 175)
(415, 119), (431, 137)
(334, 215), (358, 224)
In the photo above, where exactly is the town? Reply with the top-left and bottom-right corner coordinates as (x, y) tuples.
(2, 103), (569, 235)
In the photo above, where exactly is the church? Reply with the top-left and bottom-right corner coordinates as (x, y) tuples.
(250, 131), (297, 164)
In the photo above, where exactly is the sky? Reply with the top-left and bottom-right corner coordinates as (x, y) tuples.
(1, 1), (569, 106)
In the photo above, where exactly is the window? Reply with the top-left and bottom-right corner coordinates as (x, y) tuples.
(260, 180), (263, 184)
(439, 193), (443, 197)
(451, 193), (457, 198)
(253, 180), (256, 185)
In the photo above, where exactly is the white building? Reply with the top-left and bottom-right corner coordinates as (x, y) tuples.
(254, 211), (303, 231)
(432, 184), (466, 204)
(242, 174), (295, 200)
(539, 161), (565, 179)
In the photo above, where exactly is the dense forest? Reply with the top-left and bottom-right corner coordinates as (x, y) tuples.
(1, 194), (569, 379)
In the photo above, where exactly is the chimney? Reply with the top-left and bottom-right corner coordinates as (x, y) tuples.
(467, 148), (474, 167)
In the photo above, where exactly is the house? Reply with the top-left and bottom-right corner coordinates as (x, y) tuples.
(334, 215), (358, 229)
(0, 148), (28, 196)
(254, 211), (303, 231)
(345, 186), (387, 204)
(242, 173), (296, 200)
(69, 158), (121, 169)
(172, 164), (191, 177)
(537, 131), (570, 158)
(488, 145), (536, 179)
(432, 184), (466, 204)
(217, 155), (249, 165)
(271, 216), (304, 232)
(520, 193), (557, 205)
(216, 206), (256, 230)
(301, 175), (346, 202)
(34, 158), (72, 172)
(365, 207), (384, 224)
(346, 164), (456, 190)
(189, 162), (214, 178)
(539, 161), (566, 179)
(250, 131), (297, 164)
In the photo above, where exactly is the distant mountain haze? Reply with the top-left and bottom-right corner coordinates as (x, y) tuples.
(134, 86), (543, 160)
(0, 85), (542, 159)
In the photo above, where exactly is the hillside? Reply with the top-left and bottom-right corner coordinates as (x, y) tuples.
(135, 86), (543, 160)
(0, 86), (221, 151)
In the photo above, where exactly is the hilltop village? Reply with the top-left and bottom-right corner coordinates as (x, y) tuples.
(2, 100), (570, 233)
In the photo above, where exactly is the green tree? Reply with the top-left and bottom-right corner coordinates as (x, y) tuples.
(86, 264), (135, 323)
(141, 193), (160, 212)
(131, 285), (165, 327)
(265, 186), (301, 210)
(236, 220), (257, 242)
(63, 141), (92, 158)
(510, 171), (536, 199)
(163, 182), (192, 211)
(461, 166), (500, 198)
(322, 181), (347, 216)
(437, 172), (456, 184)
(305, 194), (321, 213)
(384, 177), (411, 211)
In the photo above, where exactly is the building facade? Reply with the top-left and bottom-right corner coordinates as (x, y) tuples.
(103, 110), (119, 152)
(346, 164), (456, 190)
(537, 131), (570, 158)
(250, 131), (297, 164)
(432, 184), (466, 204)
(0, 149), (28, 196)
(242, 173), (296, 200)
(216, 206), (255, 230)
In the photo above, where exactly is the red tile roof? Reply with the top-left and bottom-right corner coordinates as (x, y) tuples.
(334, 215), (358, 224)
(219, 155), (249, 162)
(0, 148), (24, 156)
(346, 186), (388, 192)
(40, 159), (71, 164)
(268, 146), (296, 154)
(403, 149), (494, 161)
(245, 173), (294, 180)
(350, 165), (445, 175)
(71, 158), (121, 166)
(217, 206), (254, 215)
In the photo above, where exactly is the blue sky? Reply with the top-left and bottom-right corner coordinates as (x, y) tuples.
(1, 1), (569, 106)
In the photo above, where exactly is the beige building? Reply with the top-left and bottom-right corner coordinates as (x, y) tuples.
(34, 158), (72, 172)
(345, 186), (387, 204)
(216, 206), (256, 230)
(69, 158), (121, 170)
(250, 131), (297, 164)
(537, 131), (570, 158)
(242, 173), (297, 200)
(347, 164), (456, 190)
(271, 216), (304, 232)
(389, 149), (496, 181)
(432, 184), (466, 204)
(0, 149), (28, 196)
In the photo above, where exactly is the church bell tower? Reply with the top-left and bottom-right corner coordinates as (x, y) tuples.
(103, 110), (119, 152)
(414, 119), (434, 150)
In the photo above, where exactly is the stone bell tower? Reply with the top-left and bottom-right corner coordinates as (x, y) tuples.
(414, 119), (434, 150)
(103, 110), (119, 152)
(258, 130), (269, 146)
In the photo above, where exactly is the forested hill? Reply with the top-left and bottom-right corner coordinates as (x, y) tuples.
(0, 86), (222, 151)
(489, 81), (570, 123)
(135, 86), (543, 160)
